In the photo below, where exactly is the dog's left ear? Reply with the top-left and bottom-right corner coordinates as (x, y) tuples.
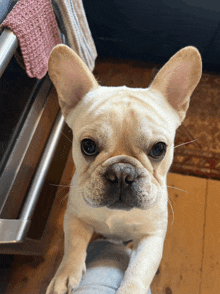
(149, 46), (202, 122)
(48, 44), (99, 118)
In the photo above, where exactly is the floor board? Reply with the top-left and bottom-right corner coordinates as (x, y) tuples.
(201, 179), (220, 294)
(152, 173), (207, 294)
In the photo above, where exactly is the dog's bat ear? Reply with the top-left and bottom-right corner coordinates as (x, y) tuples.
(48, 44), (99, 119)
(149, 46), (202, 122)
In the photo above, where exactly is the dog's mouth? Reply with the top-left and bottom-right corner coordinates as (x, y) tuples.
(107, 199), (134, 211)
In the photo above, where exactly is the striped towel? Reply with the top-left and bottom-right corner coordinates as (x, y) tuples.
(51, 0), (97, 71)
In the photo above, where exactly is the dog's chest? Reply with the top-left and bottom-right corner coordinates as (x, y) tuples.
(97, 213), (144, 241)
(76, 206), (162, 242)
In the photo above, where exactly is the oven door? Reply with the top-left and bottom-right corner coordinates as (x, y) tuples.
(0, 29), (72, 255)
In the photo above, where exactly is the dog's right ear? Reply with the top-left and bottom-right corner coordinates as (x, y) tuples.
(48, 44), (99, 119)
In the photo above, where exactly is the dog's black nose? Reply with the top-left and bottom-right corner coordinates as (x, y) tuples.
(105, 163), (137, 186)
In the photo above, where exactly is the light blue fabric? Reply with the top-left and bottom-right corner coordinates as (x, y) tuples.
(73, 240), (151, 294)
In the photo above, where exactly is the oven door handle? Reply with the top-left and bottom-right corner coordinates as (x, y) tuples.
(0, 111), (65, 243)
(0, 28), (18, 78)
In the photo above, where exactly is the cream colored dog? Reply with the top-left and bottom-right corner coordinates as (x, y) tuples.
(46, 45), (202, 294)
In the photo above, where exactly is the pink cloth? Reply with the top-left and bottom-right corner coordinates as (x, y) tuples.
(0, 0), (62, 79)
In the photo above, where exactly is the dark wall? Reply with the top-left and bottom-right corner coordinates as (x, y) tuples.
(83, 0), (220, 70)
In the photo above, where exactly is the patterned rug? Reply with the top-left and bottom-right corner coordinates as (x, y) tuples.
(94, 57), (220, 180)
(171, 72), (220, 180)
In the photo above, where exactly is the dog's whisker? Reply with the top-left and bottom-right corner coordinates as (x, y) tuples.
(176, 129), (183, 133)
(58, 186), (81, 205)
(50, 184), (71, 187)
(49, 183), (80, 189)
(167, 186), (188, 193)
(168, 198), (175, 225)
(61, 131), (72, 143)
(60, 192), (69, 204)
(174, 139), (197, 149)
(57, 185), (67, 194)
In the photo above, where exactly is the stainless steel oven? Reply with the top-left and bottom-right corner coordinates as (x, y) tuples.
(0, 28), (72, 255)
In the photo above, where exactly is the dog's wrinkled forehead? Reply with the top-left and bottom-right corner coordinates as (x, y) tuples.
(66, 85), (179, 142)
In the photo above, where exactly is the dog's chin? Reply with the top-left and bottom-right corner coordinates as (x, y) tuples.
(83, 197), (134, 211)
(107, 200), (134, 211)
(83, 193), (158, 211)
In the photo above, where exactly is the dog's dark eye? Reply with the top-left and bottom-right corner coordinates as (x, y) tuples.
(81, 139), (98, 156)
(149, 142), (167, 159)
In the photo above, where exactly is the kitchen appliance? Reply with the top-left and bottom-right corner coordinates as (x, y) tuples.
(0, 28), (72, 255)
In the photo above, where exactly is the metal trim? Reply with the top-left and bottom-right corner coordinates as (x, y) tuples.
(0, 76), (52, 211)
(0, 111), (65, 243)
(0, 219), (30, 243)
(0, 28), (18, 78)
(19, 111), (65, 222)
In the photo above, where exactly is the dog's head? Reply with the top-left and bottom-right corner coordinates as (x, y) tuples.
(48, 45), (202, 211)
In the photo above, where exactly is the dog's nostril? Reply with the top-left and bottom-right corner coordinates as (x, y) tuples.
(125, 176), (135, 184)
(105, 172), (118, 184)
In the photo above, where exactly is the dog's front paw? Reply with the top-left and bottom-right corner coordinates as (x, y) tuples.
(116, 281), (147, 294)
(45, 262), (85, 294)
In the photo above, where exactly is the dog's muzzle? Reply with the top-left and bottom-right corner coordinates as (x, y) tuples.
(104, 162), (149, 210)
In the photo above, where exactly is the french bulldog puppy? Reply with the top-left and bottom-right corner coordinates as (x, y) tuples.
(46, 45), (202, 294)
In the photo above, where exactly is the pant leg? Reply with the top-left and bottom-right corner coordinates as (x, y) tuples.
(73, 239), (152, 294)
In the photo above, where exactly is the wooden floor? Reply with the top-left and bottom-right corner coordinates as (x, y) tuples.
(2, 57), (220, 293)
(152, 173), (220, 294)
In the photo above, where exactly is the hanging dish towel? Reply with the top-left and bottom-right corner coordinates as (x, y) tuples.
(51, 0), (97, 71)
(0, 0), (62, 79)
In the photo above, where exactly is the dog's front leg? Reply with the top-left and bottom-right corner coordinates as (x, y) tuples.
(46, 213), (94, 294)
(117, 235), (165, 294)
